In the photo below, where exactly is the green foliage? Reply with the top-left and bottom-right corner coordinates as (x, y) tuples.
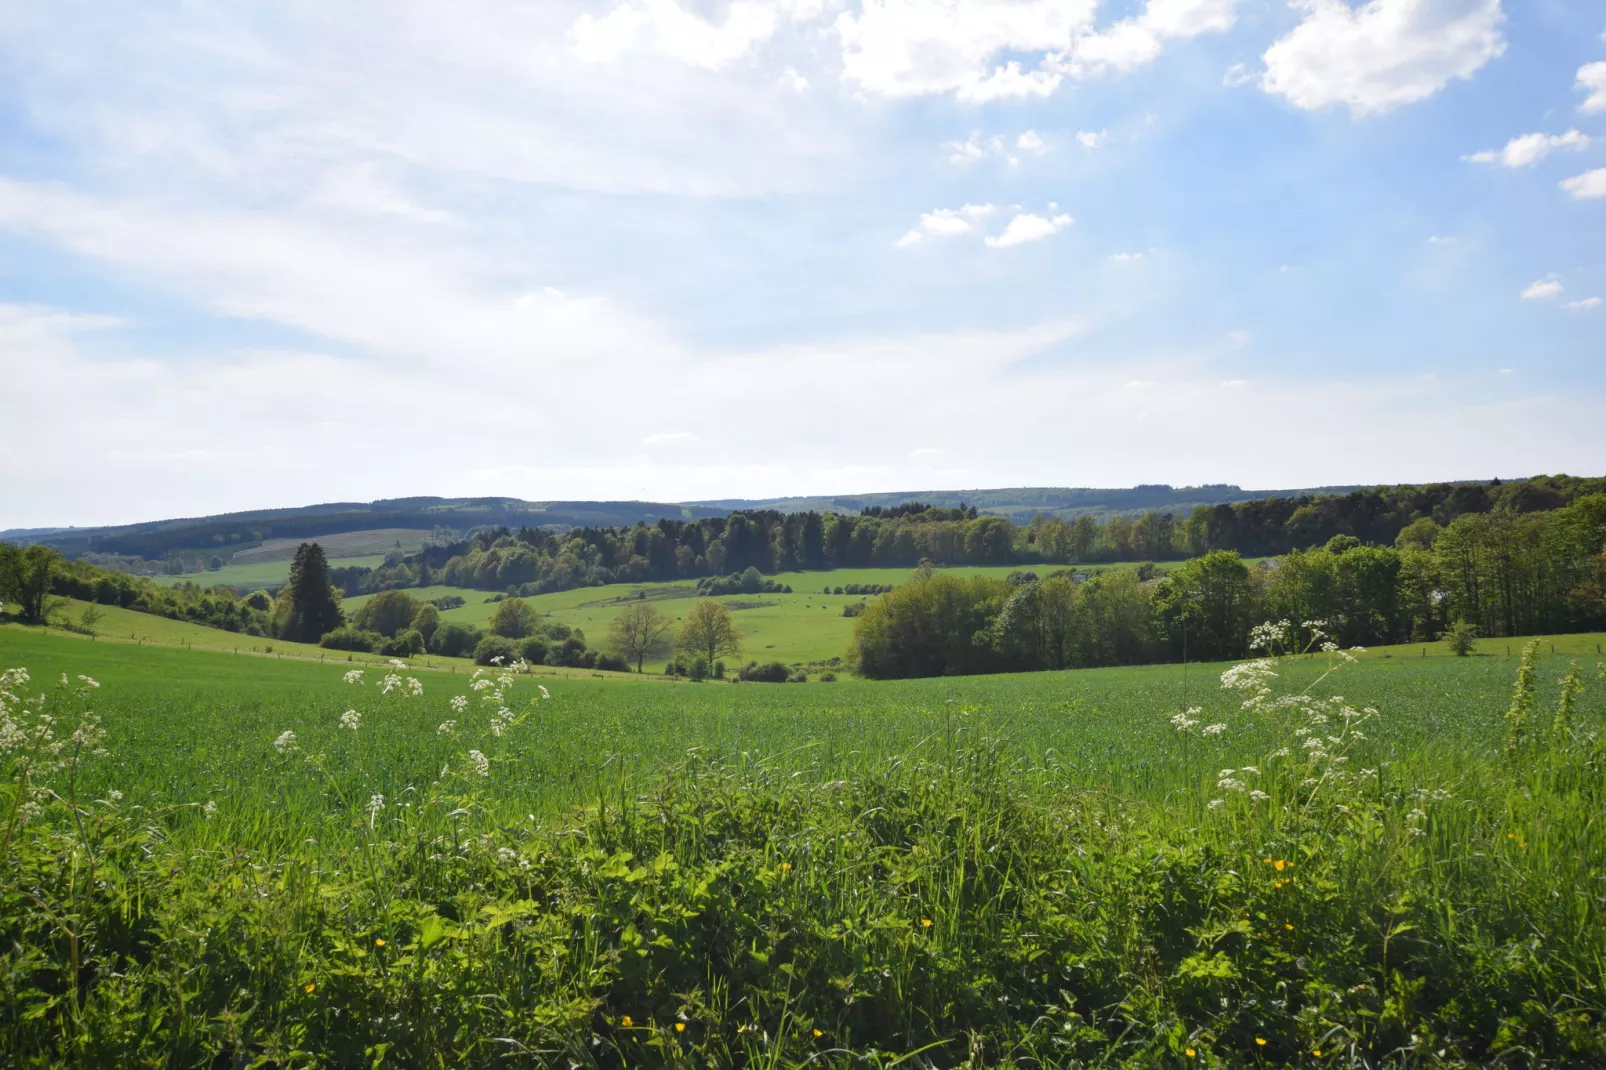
(277, 543), (345, 644)
(319, 625), (383, 653)
(427, 622), (480, 658)
(1442, 619), (1479, 657)
(409, 602), (441, 642)
(351, 588), (421, 638)
(472, 634), (520, 665)
(2, 644), (1604, 1066)
(0, 544), (61, 623)
(488, 596), (538, 639)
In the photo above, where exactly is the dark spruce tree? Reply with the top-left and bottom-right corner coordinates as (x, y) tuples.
(281, 543), (344, 643)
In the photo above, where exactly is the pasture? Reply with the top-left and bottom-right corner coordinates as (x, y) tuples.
(153, 527), (432, 589)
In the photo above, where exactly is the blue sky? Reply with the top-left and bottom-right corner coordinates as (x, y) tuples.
(0, 0), (1602, 528)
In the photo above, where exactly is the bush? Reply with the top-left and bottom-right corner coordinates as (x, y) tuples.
(594, 653), (629, 673)
(519, 637), (549, 665)
(380, 628), (425, 658)
(787, 670), (808, 683)
(352, 589), (421, 638)
(319, 626), (382, 653)
(1441, 619), (1479, 657)
(429, 623), (480, 658)
(431, 595), (465, 610)
(688, 656), (710, 682)
(819, 672), (837, 682)
(713, 660), (726, 679)
(473, 635), (520, 665)
(739, 661), (790, 683)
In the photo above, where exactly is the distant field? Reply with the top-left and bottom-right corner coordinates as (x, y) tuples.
(153, 555), (388, 590)
(229, 528), (432, 563)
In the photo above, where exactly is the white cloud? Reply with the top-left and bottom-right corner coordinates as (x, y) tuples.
(1219, 378), (1249, 387)
(1464, 130), (1588, 167)
(1109, 251), (1144, 261)
(643, 431), (700, 445)
(1260, 0), (1506, 116)
(946, 131), (1002, 163)
(1056, 0), (1239, 79)
(1017, 130), (1048, 153)
(1578, 61), (1606, 115)
(572, 0), (823, 70)
(897, 202), (996, 245)
(1075, 129), (1106, 148)
(1561, 168), (1606, 199)
(1427, 235), (1455, 243)
(985, 212), (1073, 248)
(1565, 297), (1603, 311)
(779, 67), (811, 91)
(1520, 277), (1562, 300)
(1222, 62), (1255, 86)
(909, 447), (944, 458)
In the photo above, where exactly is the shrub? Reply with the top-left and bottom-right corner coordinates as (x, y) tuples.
(688, 656), (710, 682)
(352, 589), (420, 638)
(787, 670), (808, 683)
(430, 595), (465, 610)
(519, 637), (549, 665)
(319, 626), (382, 653)
(380, 628), (425, 658)
(594, 653), (629, 673)
(739, 661), (790, 683)
(429, 623), (480, 658)
(473, 635), (520, 665)
(713, 660), (726, 679)
(1441, 619), (1479, 657)
(819, 671), (837, 682)
(489, 598), (538, 639)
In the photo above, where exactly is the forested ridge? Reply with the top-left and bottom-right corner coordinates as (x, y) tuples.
(333, 474), (1605, 599)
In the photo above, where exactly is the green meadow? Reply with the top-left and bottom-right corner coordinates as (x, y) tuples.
(3, 623), (1605, 1065)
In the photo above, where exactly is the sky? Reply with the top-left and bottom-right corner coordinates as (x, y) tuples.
(0, 0), (1603, 529)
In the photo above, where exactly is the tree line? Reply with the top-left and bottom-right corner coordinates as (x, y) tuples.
(321, 475), (1604, 600)
(851, 493), (1606, 678)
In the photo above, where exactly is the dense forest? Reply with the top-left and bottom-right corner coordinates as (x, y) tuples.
(850, 492), (1606, 678)
(328, 475), (1606, 599)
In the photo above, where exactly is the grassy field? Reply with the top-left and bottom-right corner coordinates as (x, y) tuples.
(3, 628), (1604, 1065)
(348, 563), (1186, 669)
(153, 554), (389, 590)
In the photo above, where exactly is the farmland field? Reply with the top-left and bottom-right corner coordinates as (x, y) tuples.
(153, 527), (433, 589)
(3, 622), (1606, 1065)
(153, 554), (390, 591)
(347, 563), (1194, 669)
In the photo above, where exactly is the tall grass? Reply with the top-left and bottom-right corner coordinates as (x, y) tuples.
(1, 636), (1604, 1066)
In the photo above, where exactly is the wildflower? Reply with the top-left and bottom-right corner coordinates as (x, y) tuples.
(471, 679), (494, 692)
(1256, 1037), (1267, 1047)
(339, 709), (361, 731)
(1185, 1048), (1196, 1058)
(813, 1029), (823, 1037)
(1207, 798), (1225, 810)
(382, 673), (402, 694)
(77, 675), (99, 688)
(203, 800), (217, 819)
(920, 918), (933, 928)
(437, 720), (456, 735)
(1285, 923), (1294, 930)
(343, 669), (364, 685)
(539, 684), (550, 700)
(367, 794), (385, 816)
(407, 676), (424, 697)
(1170, 709), (1200, 732)
(1201, 723), (1227, 737)
(273, 730), (297, 753)
(1273, 859), (1287, 872)
(1312, 1051), (1322, 1058)
(467, 750), (490, 777)
(374, 938), (386, 947)
(675, 1022), (685, 1033)
(490, 655), (505, 666)
(450, 695), (469, 713)
(780, 861), (792, 871)
(1249, 789), (1269, 801)
(305, 983), (316, 994)
(621, 1016), (633, 1027)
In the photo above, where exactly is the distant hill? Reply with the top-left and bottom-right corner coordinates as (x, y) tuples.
(2, 482), (1458, 564)
(693, 484), (1372, 522)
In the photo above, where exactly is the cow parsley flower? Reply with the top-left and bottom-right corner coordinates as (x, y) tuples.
(437, 720), (456, 735)
(343, 669), (365, 685)
(467, 749), (490, 777)
(1201, 723), (1227, 737)
(339, 709), (361, 732)
(273, 730), (298, 753)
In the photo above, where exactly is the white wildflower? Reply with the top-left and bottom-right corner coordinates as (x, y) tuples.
(1201, 723), (1227, 737)
(388, 659), (408, 669)
(203, 800), (217, 820)
(77, 675), (100, 688)
(467, 749), (490, 777)
(1249, 789), (1269, 801)
(339, 709), (362, 732)
(343, 669), (365, 685)
(407, 676), (424, 697)
(1207, 798), (1225, 810)
(367, 793), (386, 816)
(470, 678), (494, 692)
(450, 695), (469, 714)
(382, 673), (402, 694)
(106, 789), (123, 804)
(273, 730), (298, 754)
(490, 655), (505, 666)
(437, 720), (456, 735)
(538, 685), (550, 700)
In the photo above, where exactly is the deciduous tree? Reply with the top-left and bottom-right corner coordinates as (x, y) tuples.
(608, 602), (673, 672)
(678, 600), (741, 668)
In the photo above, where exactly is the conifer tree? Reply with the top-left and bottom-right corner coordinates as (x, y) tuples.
(280, 543), (344, 643)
